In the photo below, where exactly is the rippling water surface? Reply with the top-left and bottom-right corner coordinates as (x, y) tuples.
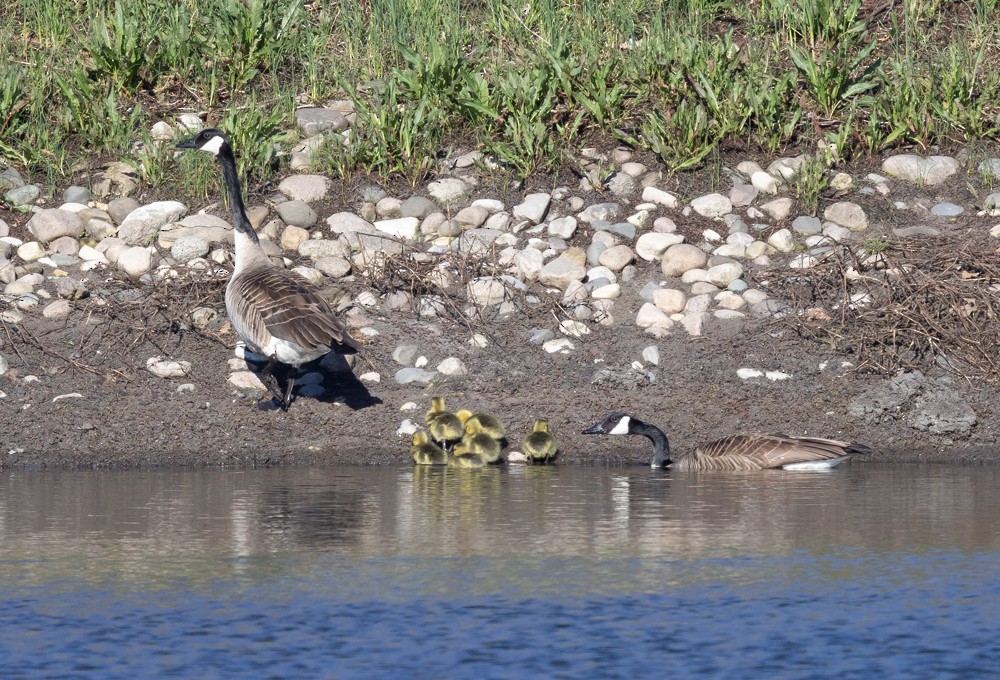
(2, 463), (998, 678)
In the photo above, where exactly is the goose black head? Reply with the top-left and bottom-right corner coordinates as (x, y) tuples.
(582, 412), (633, 436)
(177, 128), (230, 156)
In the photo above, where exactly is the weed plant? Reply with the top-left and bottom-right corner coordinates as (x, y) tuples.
(1, 0), (999, 194)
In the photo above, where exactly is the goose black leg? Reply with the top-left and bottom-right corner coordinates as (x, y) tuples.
(256, 357), (288, 411)
(280, 366), (299, 411)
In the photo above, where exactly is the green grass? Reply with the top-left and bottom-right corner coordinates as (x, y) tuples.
(1, 0), (999, 194)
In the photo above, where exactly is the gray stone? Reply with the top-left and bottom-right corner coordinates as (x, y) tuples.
(295, 107), (349, 136)
(751, 171), (778, 194)
(53, 277), (87, 300)
(760, 197), (794, 221)
(394, 367), (438, 385)
(0, 166), (25, 191)
(4, 184), (40, 207)
(511, 248), (544, 281)
(171, 236), (210, 263)
(892, 226), (941, 238)
(299, 239), (348, 260)
(375, 197), (402, 218)
(598, 244), (634, 271)
(49, 236), (80, 256)
(63, 186), (90, 204)
(326, 211), (376, 234)
(458, 228), (503, 256)
(107, 197), (140, 225)
(607, 173), (637, 197)
(705, 262), (744, 288)
(908, 389), (977, 435)
(930, 202), (963, 217)
(578, 202), (622, 223)
(984, 192), (1000, 217)
(529, 328), (555, 344)
(594, 221), (636, 240)
(42, 300), (71, 319)
(636, 302), (671, 328)
(146, 356), (192, 378)
(392, 345), (420, 365)
(539, 255), (587, 290)
(792, 215), (823, 236)
(275, 200), (317, 228)
(823, 201), (868, 231)
(26, 209), (85, 242)
(400, 196), (438, 219)
(118, 201), (187, 245)
(454, 205), (489, 230)
(548, 216), (578, 239)
(768, 156), (803, 182)
(653, 288), (686, 314)
(373, 217), (419, 239)
(979, 158), (1000, 180)
(512, 193), (551, 224)
(278, 175), (329, 203)
(729, 183), (758, 207)
(314, 256), (353, 278)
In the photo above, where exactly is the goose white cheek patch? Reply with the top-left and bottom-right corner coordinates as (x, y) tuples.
(608, 416), (631, 435)
(200, 135), (224, 155)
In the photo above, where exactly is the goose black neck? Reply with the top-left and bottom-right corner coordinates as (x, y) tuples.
(631, 417), (672, 467)
(217, 143), (259, 245)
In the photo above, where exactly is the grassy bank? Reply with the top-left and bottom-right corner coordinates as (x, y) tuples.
(2, 0), (999, 194)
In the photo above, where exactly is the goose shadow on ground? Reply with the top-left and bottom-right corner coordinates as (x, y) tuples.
(243, 352), (382, 411)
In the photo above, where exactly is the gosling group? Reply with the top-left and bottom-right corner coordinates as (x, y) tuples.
(412, 397), (558, 467)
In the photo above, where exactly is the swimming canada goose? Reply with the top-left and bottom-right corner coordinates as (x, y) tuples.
(177, 128), (360, 410)
(454, 409), (506, 441)
(454, 420), (502, 463)
(522, 419), (558, 464)
(425, 397), (464, 447)
(411, 430), (448, 465)
(582, 412), (870, 471)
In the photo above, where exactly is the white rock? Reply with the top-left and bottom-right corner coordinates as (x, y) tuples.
(715, 291), (746, 310)
(118, 201), (188, 246)
(547, 216), (578, 239)
(146, 356), (192, 378)
(78, 245), (108, 263)
(635, 232), (684, 261)
(705, 262), (744, 287)
(765, 370), (792, 381)
(767, 228), (796, 253)
(737, 160), (765, 177)
(760, 198), (794, 221)
(591, 283), (621, 299)
(559, 319), (590, 338)
(396, 419), (419, 436)
(641, 186), (679, 208)
(374, 217), (420, 239)
(737, 368), (764, 379)
(511, 248), (544, 281)
(512, 193), (551, 224)
(542, 338), (575, 354)
(690, 193), (732, 218)
(228, 371), (266, 389)
(326, 212), (376, 234)
(471, 199), (505, 213)
(882, 154), (959, 185)
(788, 254), (818, 269)
(437, 357), (468, 376)
(427, 178), (469, 206)
(751, 170), (778, 194)
(712, 243), (746, 259)
(742, 289), (769, 305)
(467, 277), (509, 306)
(278, 175), (329, 202)
(642, 345), (660, 365)
(539, 256), (586, 290)
(118, 246), (152, 277)
(713, 309), (746, 320)
(680, 312), (705, 336)
(16, 241), (45, 262)
(636, 303), (671, 328)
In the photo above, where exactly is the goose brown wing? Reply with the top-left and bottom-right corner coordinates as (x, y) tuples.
(691, 434), (866, 470)
(229, 268), (360, 353)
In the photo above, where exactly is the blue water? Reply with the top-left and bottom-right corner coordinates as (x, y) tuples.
(1, 465), (998, 678)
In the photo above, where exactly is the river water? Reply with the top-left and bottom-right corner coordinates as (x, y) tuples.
(1, 463), (998, 678)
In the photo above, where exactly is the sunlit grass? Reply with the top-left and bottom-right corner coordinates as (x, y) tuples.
(1, 0), (998, 193)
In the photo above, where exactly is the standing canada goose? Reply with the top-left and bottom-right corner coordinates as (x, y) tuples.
(454, 409), (506, 441)
(177, 128), (360, 410)
(425, 397), (464, 447)
(582, 412), (870, 471)
(454, 420), (502, 463)
(411, 430), (448, 465)
(522, 419), (558, 464)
